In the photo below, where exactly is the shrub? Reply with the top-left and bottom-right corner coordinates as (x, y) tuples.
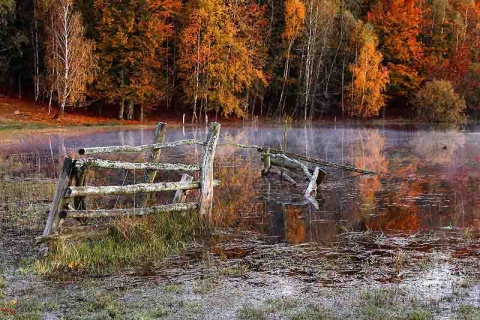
(412, 80), (466, 122)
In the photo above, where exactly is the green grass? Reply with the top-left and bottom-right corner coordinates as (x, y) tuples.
(192, 278), (216, 294)
(290, 304), (336, 320)
(266, 297), (298, 311)
(456, 305), (480, 320)
(237, 304), (267, 320)
(0, 295), (59, 320)
(163, 283), (184, 294)
(0, 273), (5, 290)
(36, 210), (208, 275)
(0, 122), (54, 132)
(220, 264), (249, 277)
(358, 288), (433, 320)
(0, 151), (211, 276)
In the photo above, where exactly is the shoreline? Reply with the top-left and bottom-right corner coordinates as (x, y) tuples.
(0, 96), (476, 134)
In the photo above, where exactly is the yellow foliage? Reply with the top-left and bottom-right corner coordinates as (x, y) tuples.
(282, 0), (305, 42)
(347, 22), (389, 119)
(178, 0), (268, 118)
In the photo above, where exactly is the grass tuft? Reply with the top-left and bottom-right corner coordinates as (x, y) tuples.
(36, 210), (209, 275)
(237, 304), (267, 320)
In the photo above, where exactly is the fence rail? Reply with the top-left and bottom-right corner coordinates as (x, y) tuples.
(78, 139), (203, 155)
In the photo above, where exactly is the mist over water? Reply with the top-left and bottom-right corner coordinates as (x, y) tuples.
(1, 123), (480, 245)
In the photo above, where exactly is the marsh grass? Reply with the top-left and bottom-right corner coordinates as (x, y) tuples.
(237, 304), (267, 320)
(0, 154), (56, 230)
(36, 209), (209, 275)
(457, 304), (480, 320)
(358, 288), (434, 320)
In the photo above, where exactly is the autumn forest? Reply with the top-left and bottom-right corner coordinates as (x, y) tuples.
(1, 0), (480, 121)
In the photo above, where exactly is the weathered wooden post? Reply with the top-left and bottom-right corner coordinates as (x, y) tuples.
(140, 122), (166, 207)
(73, 160), (88, 211)
(173, 174), (194, 204)
(39, 157), (74, 255)
(199, 122), (220, 217)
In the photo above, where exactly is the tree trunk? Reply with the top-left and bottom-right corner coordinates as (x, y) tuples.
(118, 98), (125, 120)
(127, 99), (134, 120)
(140, 105), (144, 122)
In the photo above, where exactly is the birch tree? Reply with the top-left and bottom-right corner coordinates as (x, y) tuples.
(45, 0), (96, 118)
(277, 0), (305, 116)
(296, 0), (337, 120)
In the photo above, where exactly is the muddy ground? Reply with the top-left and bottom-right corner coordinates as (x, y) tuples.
(2, 222), (480, 319)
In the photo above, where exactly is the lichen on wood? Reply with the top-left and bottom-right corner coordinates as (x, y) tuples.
(199, 122), (221, 217)
(78, 139), (203, 155)
(79, 158), (201, 172)
(65, 180), (220, 197)
(67, 202), (198, 218)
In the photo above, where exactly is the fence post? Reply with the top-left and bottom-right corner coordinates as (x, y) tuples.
(199, 122), (220, 217)
(39, 157), (74, 256)
(73, 160), (88, 210)
(140, 122), (166, 207)
(173, 174), (194, 204)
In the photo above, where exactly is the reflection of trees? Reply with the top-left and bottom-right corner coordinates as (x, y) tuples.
(411, 129), (465, 165)
(353, 130), (388, 215)
(357, 127), (473, 233)
(345, 129), (425, 233)
(285, 206), (306, 244)
(212, 154), (265, 228)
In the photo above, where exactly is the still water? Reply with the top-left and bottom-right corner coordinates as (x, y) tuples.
(1, 123), (479, 245)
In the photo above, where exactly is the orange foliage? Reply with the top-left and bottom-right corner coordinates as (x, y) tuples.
(347, 22), (389, 118)
(282, 0), (305, 43)
(178, 0), (268, 118)
(94, 0), (181, 105)
(367, 0), (423, 96)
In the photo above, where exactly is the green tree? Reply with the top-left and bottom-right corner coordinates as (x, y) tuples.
(413, 80), (466, 122)
(0, 0), (28, 93)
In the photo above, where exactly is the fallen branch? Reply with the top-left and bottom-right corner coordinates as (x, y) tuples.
(221, 142), (376, 175)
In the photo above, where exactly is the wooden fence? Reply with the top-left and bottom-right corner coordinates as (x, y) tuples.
(39, 122), (221, 251)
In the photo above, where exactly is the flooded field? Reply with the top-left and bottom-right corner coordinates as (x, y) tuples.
(1, 123), (480, 319)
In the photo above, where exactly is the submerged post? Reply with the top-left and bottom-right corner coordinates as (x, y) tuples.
(261, 148), (271, 175)
(199, 122), (220, 217)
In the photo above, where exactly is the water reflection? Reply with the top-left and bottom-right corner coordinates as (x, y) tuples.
(1, 124), (479, 244)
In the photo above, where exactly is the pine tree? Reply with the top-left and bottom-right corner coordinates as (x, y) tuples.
(94, 0), (181, 120)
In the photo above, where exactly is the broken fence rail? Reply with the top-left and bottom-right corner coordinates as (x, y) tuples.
(222, 142), (377, 175)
